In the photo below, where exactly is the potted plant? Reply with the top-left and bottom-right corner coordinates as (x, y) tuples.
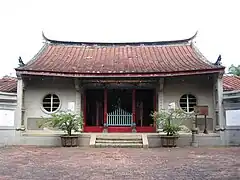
(151, 109), (191, 147)
(38, 110), (83, 147)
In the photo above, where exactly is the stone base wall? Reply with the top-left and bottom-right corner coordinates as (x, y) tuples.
(2, 132), (225, 148)
(0, 129), (16, 147)
(148, 133), (222, 148)
(15, 133), (91, 147)
(225, 127), (240, 146)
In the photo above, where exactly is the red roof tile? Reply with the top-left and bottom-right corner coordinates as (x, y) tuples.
(0, 76), (17, 93)
(16, 33), (224, 77)
(223, 75), (240, 91)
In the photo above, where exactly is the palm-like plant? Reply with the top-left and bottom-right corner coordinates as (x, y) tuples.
(151, 109), (193, 136)
(38, 111), (83, 136)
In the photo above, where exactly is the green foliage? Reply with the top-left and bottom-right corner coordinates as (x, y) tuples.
(38, 111), (83, 136)
(228, 64), (240, 76)
(151, 109), (193, 136)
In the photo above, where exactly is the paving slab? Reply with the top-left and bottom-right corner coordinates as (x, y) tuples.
(0, 146), (239, 180)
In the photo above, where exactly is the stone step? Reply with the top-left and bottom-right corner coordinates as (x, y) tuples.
(95, 139), (142, 143)
(96, 136), (142, 140)
(95, 143), (143, 148)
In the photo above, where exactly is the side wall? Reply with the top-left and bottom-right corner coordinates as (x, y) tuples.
(23, 77), (77, 130)
(162, 74), (215, 131)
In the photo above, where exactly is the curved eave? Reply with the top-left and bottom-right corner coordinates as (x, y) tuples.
(16, 67), (224, 78)
(42, 31), (198, 46)
(15, 43), (49, 71)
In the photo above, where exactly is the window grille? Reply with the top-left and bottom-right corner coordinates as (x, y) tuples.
(179, 94), (197, 113)
(42, 94), (60, 113)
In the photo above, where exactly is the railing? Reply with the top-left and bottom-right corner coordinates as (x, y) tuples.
(107, 107), (132, 126)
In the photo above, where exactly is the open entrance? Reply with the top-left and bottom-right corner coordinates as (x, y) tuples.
(85, 88), (155, 132)
(86, 89), (104, 126)
(136, 89), (154, 127)
(108, 89), (132, 126)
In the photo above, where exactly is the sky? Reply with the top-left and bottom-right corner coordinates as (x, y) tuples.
(0, 0), (239, 77)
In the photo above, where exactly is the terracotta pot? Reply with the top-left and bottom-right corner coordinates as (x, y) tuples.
(60, 135), (79, 147)
(160, 135), (179, 147)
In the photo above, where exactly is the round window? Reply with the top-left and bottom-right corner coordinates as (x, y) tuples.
(179, 94), (197, 113)
(42, 94), (60, 113)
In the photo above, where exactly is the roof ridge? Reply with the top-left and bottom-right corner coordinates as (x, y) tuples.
(42, 31), (198, 46)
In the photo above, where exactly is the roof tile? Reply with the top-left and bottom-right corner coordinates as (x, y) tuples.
(223, 75), (240, 91)
(16, 35), (224, 77)
(0, 77), (17, 93)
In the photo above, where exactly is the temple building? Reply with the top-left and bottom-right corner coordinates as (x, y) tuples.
(15, 32), (225, 134)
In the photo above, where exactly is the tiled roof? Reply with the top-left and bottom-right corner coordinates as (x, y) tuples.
(0, 76), (17, 93)
(16, 33), (224, 77)
(223, 75), (240, 91)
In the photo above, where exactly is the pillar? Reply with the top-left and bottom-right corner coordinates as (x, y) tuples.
(104, 88), (108, 125)
(157, 78), (164, 131)
(15, 76), (24, 129)
(216, 72), (226, 145)
(74, 79), (81, 114)
(158, 78), (164, 112)
(217, 73), (224, 127)
(132, 89), (136, 124)
(74, 79), (82, 129)
(14, 75), (25, 145)
(83, 90), (87, 130)
(153, 89), (157, 128)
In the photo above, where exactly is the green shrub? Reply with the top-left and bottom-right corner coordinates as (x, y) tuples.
(151, 109), (193, 136)
(38, 111), (83, 136)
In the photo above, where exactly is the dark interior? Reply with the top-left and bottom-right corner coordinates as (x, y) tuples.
(86, 89), (154, 126)
(86, 89), (104, 126)
(136, 89), (154, 126)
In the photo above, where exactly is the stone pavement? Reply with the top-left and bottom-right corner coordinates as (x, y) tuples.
(0, 146), (239, 180)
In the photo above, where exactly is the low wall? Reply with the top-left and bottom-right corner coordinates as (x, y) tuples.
(18, 132), (91, 147)
(147, 133), (221, 148)
(1, 132), (224, 148)
(223, 96), (240, 146)
(225, 126), (240, 146)
(0, 128), (16, 147)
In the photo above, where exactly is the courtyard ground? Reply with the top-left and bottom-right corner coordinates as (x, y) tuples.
(0, 146), (239, 180)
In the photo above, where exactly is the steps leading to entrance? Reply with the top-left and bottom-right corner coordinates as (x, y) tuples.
(90, 133), (148, 148)
(95, 143), (143, 148)
(96, 140), (142, 143)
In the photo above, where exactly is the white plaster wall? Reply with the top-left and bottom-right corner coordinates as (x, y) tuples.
(223, 101), (240, 146)
(0, 93), (17, 146)
(23, 77), (77, 130)
(163, 75), (214, 130)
